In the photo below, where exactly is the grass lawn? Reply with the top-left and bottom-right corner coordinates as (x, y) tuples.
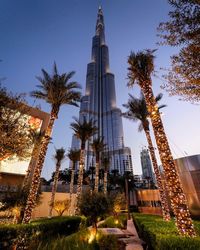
(133, 213), (200, 250)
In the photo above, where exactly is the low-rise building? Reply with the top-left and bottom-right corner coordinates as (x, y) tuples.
(0, 104), (50, 190)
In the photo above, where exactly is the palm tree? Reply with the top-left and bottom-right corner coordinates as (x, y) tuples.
(127, 50), (195, 236)
(22, 63), (81, 223)
(67, 148), (80, 200)
(101, 154), (110, 195)
(91, 137), (106, 192)
(89, 166), (95, 190)
(110, 169), (120, 189)
(49, 147), (66, 217)
(123, 92), (171, 221)
(70, 117), (97, 210)
(22, 131), (45, 192)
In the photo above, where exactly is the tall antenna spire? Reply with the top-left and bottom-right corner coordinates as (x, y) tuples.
(96, 6), (104, 43)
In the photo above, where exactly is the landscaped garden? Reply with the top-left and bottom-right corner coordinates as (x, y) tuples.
(0, 1), (200, 249)
(2, 211), (200, 249)
(0, 207), (127, 249)
(0, 216), (82, 249)
(133, 213), (200, 250)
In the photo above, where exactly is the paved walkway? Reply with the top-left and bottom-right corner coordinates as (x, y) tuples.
(122, 219), (144, 250)
(97, 219), (144, 250)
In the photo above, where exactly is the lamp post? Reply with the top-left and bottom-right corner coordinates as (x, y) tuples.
(124, 159), (131, 220)
(125, 173), (131, 220)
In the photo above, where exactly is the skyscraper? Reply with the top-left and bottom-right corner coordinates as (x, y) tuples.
(140, 148), (154, 181)
(71, 7), (133, 174)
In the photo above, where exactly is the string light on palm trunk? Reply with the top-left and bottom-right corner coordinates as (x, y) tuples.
(145, 131), (171, 221)
(75, 149), (85, 214)
(23, 112), (56, 223)
(142, 83), (196, 237)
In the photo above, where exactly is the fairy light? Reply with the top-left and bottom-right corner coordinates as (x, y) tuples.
(145, 130), (171, 221)
(74, 149), (85, 214)
(23, 135), (50, 223)
(103, 171), (108, 195)
(23, 111), (56, 224)
(94, 161), (100, 192)
(141, 81), (196, 237)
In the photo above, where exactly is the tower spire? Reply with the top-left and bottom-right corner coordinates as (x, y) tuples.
(96, 6), (105, 43)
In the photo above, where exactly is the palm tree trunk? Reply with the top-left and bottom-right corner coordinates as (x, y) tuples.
(22, 109), (57, 224)
(103, 170), (108, 195)
(94, 155), (100, 192)
(141, 84), (195, 236)
(75, 145), (85, 213)
(22, 144), (40, 192)
(144, 127), (171, 221)
(49, 162), (61, 217)
(91, 168), (94, 191)
(70, 163), (75, 200)
(69, 163), (75, 215)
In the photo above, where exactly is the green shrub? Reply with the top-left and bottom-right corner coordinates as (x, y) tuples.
(98, 234), (118, 250)
(37, 229), (95, 250)
(133, 213), (200, 250)
(37, 228), (118, 250)
(0, 216), (82, 249)
(98, 214), (127, 229)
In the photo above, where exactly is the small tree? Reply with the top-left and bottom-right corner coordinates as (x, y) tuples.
(0, 86), (33, 161)
(78, 191), (110, 235)
(158, 0), (200, 103)
(53, 199), (70, 216)
(113, 193), (126, 219)
(0, 186), (41, 224)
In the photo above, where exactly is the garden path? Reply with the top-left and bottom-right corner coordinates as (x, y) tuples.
(122, 219), (144, 250)
(97, 218), (144, 249)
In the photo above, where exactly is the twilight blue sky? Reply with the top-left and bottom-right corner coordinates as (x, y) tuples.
(1, 0), (200, 179)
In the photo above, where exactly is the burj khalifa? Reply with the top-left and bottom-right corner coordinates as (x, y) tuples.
(71, 7), (133, 174)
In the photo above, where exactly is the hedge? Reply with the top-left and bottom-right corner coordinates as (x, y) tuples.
(98, 214), (127, 229)
(133, 213), (200, 250)
(37, 228), (119, 250)
(0, 216), (82, 249)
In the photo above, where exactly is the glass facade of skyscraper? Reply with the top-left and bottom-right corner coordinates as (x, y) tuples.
(71, 7), (133, 174)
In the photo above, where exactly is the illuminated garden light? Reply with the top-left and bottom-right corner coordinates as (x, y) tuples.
(88, 228), (96, 244)
(115, 219), (119, 225)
